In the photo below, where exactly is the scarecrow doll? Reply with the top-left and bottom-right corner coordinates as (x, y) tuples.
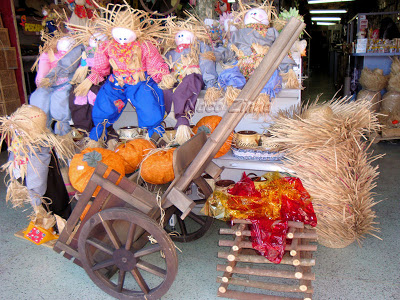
(75, 3), (174, 142)
(30, 30), (84, 136)
(0, 105), (74, 241)
(215, 1), (296, 116)
(163, 13), (219, 144)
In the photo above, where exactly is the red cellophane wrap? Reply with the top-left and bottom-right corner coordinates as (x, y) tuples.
(250, 219), (289, 264)
(222, 172), (317, 264)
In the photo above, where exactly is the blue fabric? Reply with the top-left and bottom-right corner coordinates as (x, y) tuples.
(29, 82), (72, 136)
(218, 66), (246, 90)
(90, 74), (165, 141)
(261, 69), (282, 98)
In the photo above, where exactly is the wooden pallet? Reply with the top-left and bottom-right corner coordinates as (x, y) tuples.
(217, 219), (317, 300)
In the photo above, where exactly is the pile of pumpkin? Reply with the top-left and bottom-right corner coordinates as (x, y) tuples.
(68, 116), (233, 192)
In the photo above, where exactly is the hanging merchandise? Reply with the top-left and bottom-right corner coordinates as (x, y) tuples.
(213, 1), (298, 116)
(73, 2), (174, 143)
(30, 30), (84, 136)
(0, 105), (75, 242)
(163, 12), (220, 145)
(356, 68), (387, 113)
(269, 98), (382, 248)
(64, 0), (95, 27)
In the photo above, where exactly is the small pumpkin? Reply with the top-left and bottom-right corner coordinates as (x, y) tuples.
(192, 115), (233, 158)
(140, 148), (176, 185)
(69, 147), (125, 196)
(115, 138), (156, 174)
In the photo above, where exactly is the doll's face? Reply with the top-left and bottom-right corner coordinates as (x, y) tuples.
(57, 37), (75, 52)
(42, 9), (48, 17)
(244, 8), (269, 26)
(175, 30), (194, 46)
(111, 27), (137, 44)
(89, 32), (107, 48)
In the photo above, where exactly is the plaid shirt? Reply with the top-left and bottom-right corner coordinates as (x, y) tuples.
(88, 40), (169, 85)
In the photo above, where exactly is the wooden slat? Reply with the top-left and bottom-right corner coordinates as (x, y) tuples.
(217, 289), (303, 300)
(218, 252), (315, 267)
(218, 240), (317, 253)
(165, 187), (196, 219)
(216, 264), (315, 281)
(217, 276), (314, 294)
(219, 228), (317, 240)
(204, 161), (224, 179)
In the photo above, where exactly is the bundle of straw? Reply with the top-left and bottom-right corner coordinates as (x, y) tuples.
(269, 98), (382, 248)
(359, 68), (387, 92)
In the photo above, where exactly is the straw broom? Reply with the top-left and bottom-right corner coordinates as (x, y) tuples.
(269, 98), (382, 248)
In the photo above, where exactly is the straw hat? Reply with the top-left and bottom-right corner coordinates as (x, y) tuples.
(9, 105), (48, 139)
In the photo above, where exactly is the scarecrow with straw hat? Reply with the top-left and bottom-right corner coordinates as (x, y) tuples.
(162, 12), (220, 145)
(74, 1), (175, 143)
(29, 30), (84, 136)
(215, 0), (296, 116)
(0, 105), (75, 238)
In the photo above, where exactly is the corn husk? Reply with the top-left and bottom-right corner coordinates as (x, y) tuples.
(269, 97), (382, 248)
(359, 68), (387, 91)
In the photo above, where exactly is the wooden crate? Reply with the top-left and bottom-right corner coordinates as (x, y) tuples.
(3, 99), (21, 115)
(0, 70), (16, 87)
(0, 102), (5, 116)
(217, 219), (317, 300)
(0, 28), (10, 47)
(0, 47), (18, 69)
(1, 84), (20, 101)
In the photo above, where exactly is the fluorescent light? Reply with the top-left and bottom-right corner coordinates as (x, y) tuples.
(310, 10), (347, 14)
(316, 22), (337, 25)
(308, 0), (354, 4)
(311, 17), (341, 21)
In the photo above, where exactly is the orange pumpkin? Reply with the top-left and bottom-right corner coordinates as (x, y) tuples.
(115, 138), (156, 174)
(192, 115), (233, 158)
(69, 147), (126, 196)
(140, 148), (176, 185)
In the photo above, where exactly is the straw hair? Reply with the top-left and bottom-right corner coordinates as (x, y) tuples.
(158, 73), (176, 90)
(90, 0), (169, 46)
(204, 87), (223, 107)
(231, 0), (279, 30)
(173, 125), (193, 145)
(280, 69), (301, 89)
(5, 180), (29, 208)
(387, 72), (400, 92)
(270, 97), (382, 247)
(359, 68), (387, 91)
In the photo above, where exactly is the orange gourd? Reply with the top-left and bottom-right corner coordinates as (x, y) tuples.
(69, 147), (125, 196)
(192, 115), (233, 158)
(115, 138), (156, 174)
(140, 148), (176, 185)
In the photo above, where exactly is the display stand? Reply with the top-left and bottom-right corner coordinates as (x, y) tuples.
(217, 219), (317, 300)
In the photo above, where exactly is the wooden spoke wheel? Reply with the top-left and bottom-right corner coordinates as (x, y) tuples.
(139, 0), (180, 16)
(164, 180), (214, 243)
(78, 207), (178, 300)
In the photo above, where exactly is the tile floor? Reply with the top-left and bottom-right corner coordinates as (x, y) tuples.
(1, 72), (399, 300)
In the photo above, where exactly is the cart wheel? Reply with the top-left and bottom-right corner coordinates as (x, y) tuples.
(164, 181), (214, 243)
(139, 0), (180, 16)
(78, 207), (178, 300)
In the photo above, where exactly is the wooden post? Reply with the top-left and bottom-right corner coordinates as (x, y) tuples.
(171, 18), (306, 201)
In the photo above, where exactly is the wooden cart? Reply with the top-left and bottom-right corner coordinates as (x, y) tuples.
(53, 18), (306, 300)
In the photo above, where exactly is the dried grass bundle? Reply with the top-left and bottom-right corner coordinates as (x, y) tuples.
(5, 180), (29, 208)
(387, 72), (400, 92)
(247, 93), (270, 117)
(359, 68), (387, 91)
(391, 56), (400, 75)
(269, 97), (382, 247)
(223, 86), (241, 107)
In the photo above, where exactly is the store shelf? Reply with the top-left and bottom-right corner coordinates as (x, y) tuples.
(352, 52), (400, 56)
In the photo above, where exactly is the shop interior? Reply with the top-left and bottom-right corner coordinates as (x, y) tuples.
(0, 0), (399, 299)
